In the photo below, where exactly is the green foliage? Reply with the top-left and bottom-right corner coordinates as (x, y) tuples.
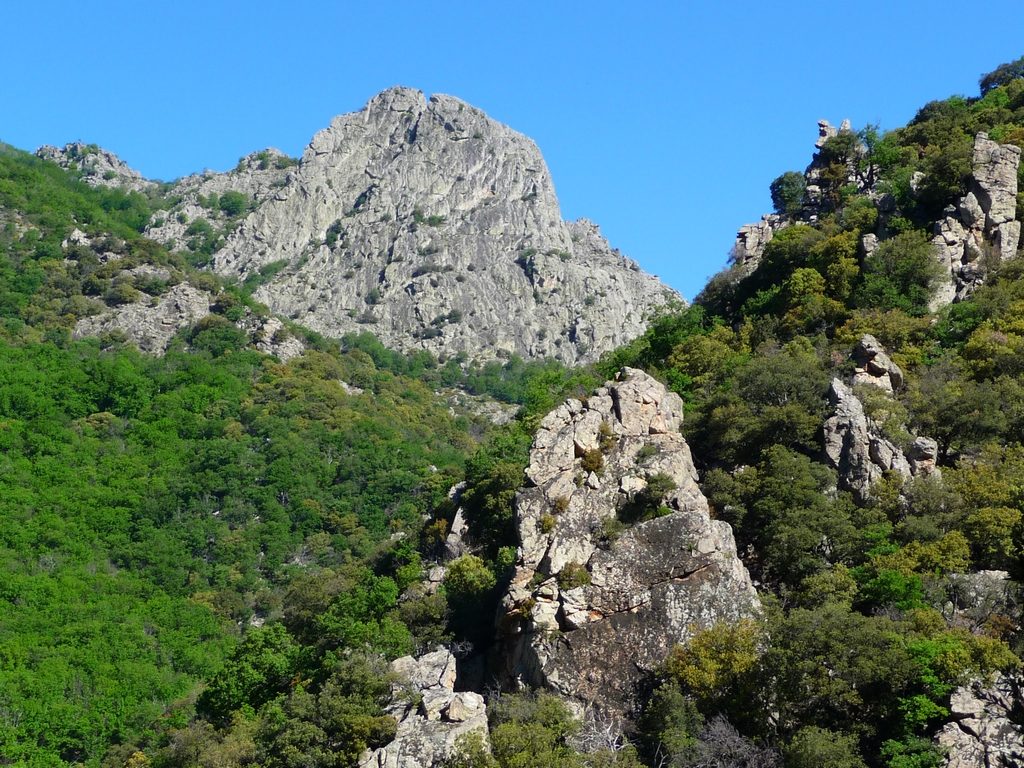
(218, 189), (249, 217)
(487, 692), (588, 768)
(769, 171), (807, 217)
(198, 624), (299, 721)
(854, 231), (943, 316)
(786, 726), (867, 768)
(980, 55), (1024, 96)
(444, 555), (498, 599)
(664, 619), (762, 716)
(556, 561), (591, 589)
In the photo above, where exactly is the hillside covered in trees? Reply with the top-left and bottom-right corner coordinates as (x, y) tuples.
(4, 55), (1024, 768)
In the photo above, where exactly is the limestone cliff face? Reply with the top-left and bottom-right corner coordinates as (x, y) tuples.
(497, 368), (758, 714)
(204, 88), (677, 364)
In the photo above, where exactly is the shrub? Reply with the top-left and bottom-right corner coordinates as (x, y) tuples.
(556, 561), (591, 590)
(770, 171), (807, 217)
(443, 555), (496, 599)
(636, 443), (660, 462)
(580, 449), (604, 475)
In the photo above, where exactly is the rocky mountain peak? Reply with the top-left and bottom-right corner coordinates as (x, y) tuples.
(193, 88), (676, 364)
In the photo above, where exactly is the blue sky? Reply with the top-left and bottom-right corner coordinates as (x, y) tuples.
(4, 1), (1023, 299)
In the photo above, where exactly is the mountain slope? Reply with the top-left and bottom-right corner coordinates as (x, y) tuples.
(145, 87), (677, 364)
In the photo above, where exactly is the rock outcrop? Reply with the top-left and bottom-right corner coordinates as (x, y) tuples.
(730, 215), (786, 278)
(825, 333), (940, 500)
(930, 133), (1021, 309)
(937, 673), (1024, 768)
(64, 230), (304, 360)
(824, 379), (911, 501)
(35, 142), (156, 193)
(144, 148), (297, 249)
(852, 334), (905, 393)
(497, 369), (759, 715)
(361, 648), (488, 768)
(718, 127), (1020, 313)
(197, 87), (676, 364)
(74, 282), (212, 353)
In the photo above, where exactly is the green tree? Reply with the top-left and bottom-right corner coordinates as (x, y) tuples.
(769, 171), (807, 217)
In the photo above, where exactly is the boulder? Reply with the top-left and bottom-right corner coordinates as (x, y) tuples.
(851, 334), (904, 392)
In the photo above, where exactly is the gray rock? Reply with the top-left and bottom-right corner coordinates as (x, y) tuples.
(907, 436), (941, 478)
(930, 133), (1021, 310)
(851, 334), (904, 392)
(73, 283), (212, 353)
(937, 673), (1024, 768)
(498, 369), (758, 715)
(815, 120), (838, 148)
(361, 648), (489, 768)
(823, 379), (912, 502)
(35, 142), (156, 193)
(195, 88), (676, 365)
(73, 280), (305, 361)
(731, 215), (787, 277)
(144, 147), (296, 248)
(944, 570), (1020, 633)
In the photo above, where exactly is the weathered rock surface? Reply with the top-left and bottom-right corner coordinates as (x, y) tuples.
(144, 148), (297, 249)
(35, 142), (156, 193)
(852, 333), (904, 393)
(823, 379), (913, 502)
(937, 673), (1024, 768)
(197, 87), (677, 364)
(730, 215), (787, 278)
(944, 570), (1020, 633)
(930, 133), (1021, 309)
(360, 648), (488, 768)
(826, 334), (942, 497)
(497, 368), (759, 715)
(74, 283), (212, 353)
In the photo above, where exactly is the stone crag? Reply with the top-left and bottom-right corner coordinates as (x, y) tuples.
(719, 127), (1020, 311)
(930, 133), (1021, 308)
(360, 649), (488, 768)
(39, 89), (677, 364)
(202, 88), (677, 364)
(36, 142), (157, 193)
(497, 368), (759, 716)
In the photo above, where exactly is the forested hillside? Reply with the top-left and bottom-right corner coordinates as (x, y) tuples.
(4, 55), (1024, 768)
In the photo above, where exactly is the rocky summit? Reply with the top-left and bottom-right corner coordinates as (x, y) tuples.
(199, 87), (676, 364)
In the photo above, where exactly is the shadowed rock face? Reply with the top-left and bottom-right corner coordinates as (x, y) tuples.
(497, 368), (758, 715)
(206, 88), (677, 364)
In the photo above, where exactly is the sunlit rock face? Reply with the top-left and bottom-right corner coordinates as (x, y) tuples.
(497, 368), (759, 716)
